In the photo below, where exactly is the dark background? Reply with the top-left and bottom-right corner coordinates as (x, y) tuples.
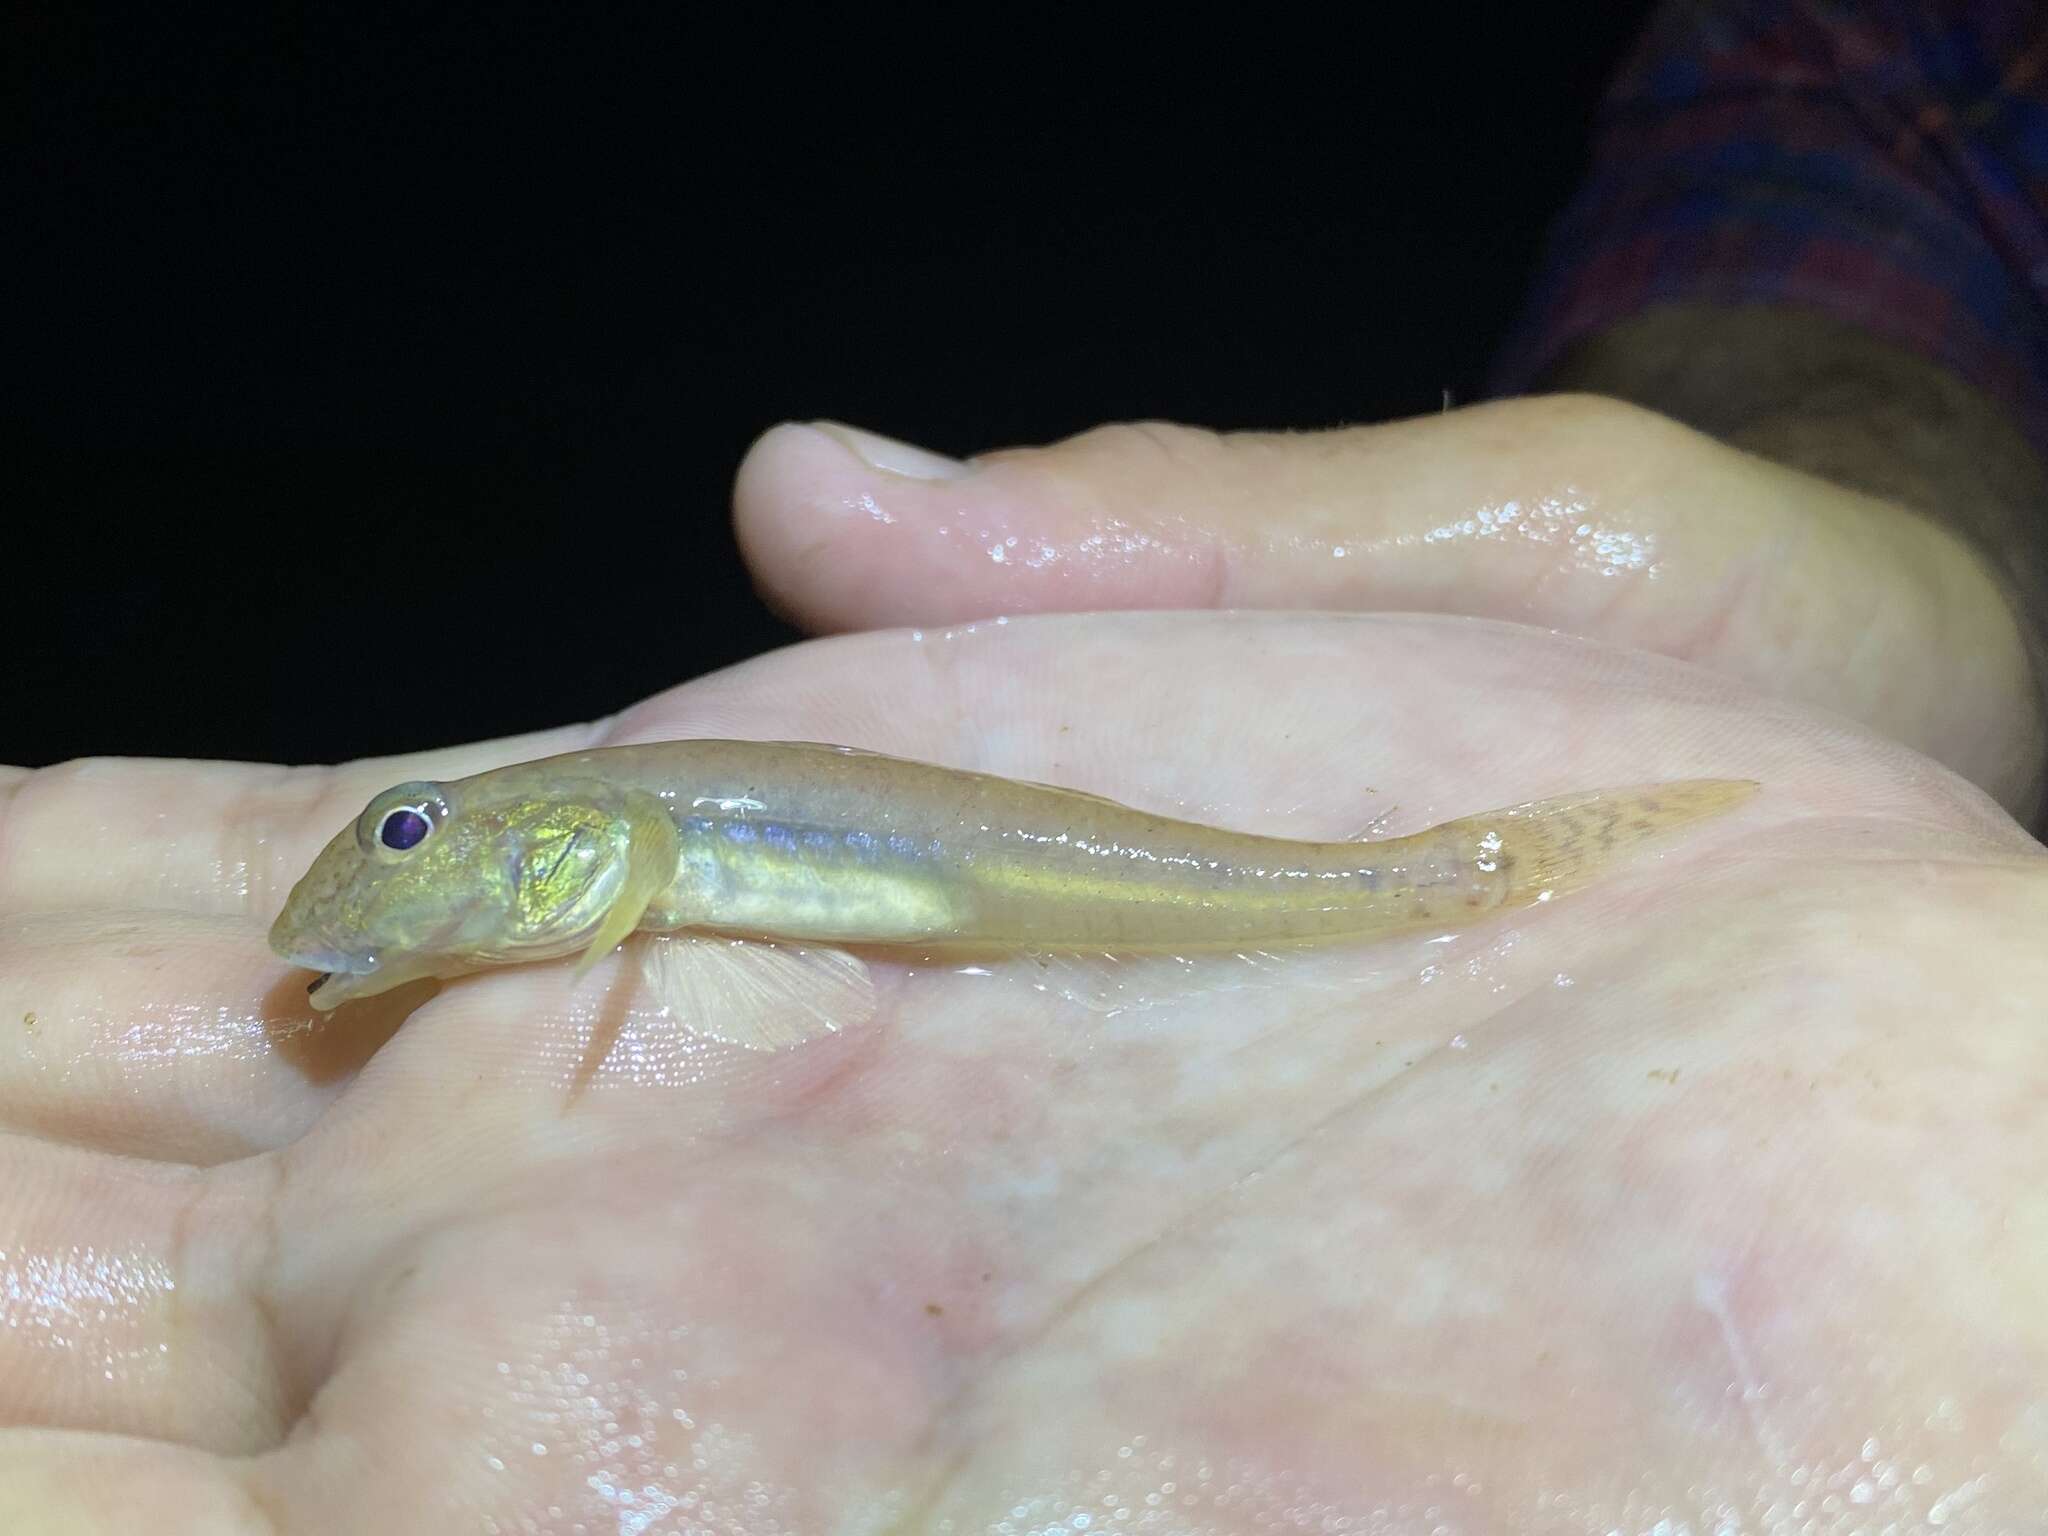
(6, 10), (1656, 768)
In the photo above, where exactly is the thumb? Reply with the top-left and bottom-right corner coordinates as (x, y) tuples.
(732, 398), (2039, 811)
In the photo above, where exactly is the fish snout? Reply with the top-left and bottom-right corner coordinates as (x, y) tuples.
(275, 942), (372, 976)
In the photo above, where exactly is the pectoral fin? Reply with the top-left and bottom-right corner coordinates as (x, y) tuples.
(573, 790), (681, 979)
(640, 933), (875, 1051)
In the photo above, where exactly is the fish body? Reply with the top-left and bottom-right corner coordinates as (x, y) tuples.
(270, 740), (1756, 1028)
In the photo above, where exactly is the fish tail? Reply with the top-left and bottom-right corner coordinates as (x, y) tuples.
(1430, 778), (1759, 912)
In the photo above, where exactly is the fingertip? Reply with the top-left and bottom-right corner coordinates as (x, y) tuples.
(732, 421), (839, 538)
(733, 419), (1017, 633)
(731, 421), (878, 632)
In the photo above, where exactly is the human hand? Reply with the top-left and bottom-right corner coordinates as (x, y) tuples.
(737, 397), (2046, 822)
(4, 604), (2044, 1529)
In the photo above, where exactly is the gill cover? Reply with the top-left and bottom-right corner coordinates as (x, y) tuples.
(572, 789), (679, 977)
(558, 787), (878, 1052)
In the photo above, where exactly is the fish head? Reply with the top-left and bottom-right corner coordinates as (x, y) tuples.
(269, 774), (637, 1010)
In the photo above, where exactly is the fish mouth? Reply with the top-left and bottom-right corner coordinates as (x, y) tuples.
(283, 947), (380, 1011)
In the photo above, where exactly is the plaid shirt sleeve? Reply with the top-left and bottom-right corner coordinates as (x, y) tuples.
(1488, 1), (2048, 459)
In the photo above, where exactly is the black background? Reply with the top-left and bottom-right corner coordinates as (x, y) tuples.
(7, 10), (1656, 768)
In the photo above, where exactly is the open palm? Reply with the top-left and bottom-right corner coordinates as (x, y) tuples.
(5, 603), (2044, 1532)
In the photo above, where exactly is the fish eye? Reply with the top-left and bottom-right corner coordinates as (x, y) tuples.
(377, 806), (434, 851)
(356, 781), (452, 857)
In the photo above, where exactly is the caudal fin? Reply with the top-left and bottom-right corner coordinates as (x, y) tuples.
(1452, 778), (1759, 910)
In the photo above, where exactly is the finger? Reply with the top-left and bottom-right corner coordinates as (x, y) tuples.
(732, 403), (2043, 811)
(0, 726), (610, 1162)
(0, 1139), (285, 1452)
(0, 1432), (264, 1535)
(0, 910), (376, 1163)
(0, 722), (599, 919)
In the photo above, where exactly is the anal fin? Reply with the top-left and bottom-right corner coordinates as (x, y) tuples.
(1003, 946), (1294, 1020)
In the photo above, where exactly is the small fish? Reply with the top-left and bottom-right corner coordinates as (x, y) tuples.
(269, 740), (1756, 1049)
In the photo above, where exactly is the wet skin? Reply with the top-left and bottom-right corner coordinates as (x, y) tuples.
(1, 611), (2043, 1531)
